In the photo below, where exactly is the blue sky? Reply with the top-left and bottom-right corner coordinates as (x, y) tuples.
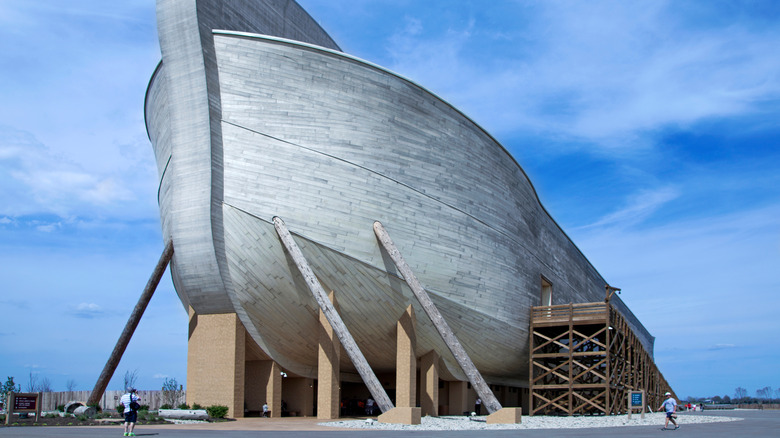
(1, 1), (778, 400)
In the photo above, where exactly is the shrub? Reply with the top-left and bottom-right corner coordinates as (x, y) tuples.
(56, 404), (65, 412)
(87, 403), (102, 412)
(160, 404), (172, 410)
(77, 415), (87, 422)
(192, 403), (203, 410)
(139, 404), (150, 411)
(116, 404), (124, 413)
(44, 413), (58, 418)
(177, 403), (190, 410)
(206, 405), (229, 419)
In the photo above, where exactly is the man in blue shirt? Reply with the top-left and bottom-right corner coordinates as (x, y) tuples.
(658, 392), (679, 430)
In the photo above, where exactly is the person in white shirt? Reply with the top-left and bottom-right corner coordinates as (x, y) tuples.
(120, 388), (141, 436)
(658, 392), (679, 430)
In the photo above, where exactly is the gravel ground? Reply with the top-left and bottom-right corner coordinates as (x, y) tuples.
(320, 412), (742, 431)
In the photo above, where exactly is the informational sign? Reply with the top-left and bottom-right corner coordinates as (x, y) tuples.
(14, 395), (37, 411)
(627, 390), (645, 419)
(5, 393), (42, 425)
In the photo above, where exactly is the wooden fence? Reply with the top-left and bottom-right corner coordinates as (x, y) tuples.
(38, 390), (185, 412)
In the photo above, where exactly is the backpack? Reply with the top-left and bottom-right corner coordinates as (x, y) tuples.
(126, 394), (141, 411)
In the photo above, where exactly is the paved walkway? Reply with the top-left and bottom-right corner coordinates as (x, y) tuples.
(1, 409), (776, 437)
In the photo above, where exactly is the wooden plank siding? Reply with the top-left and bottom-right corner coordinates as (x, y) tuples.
(146, 0), (658, 397)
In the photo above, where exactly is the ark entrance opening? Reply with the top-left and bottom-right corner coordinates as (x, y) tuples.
(541, 277), (552, 306)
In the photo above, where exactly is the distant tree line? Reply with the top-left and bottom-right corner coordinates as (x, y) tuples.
(1, 369), (180, 399)
(684, 386), (780, 404)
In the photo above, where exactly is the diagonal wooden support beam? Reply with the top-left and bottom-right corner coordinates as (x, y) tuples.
(533, 330), (571, 352)
(88, 239), (174, 406)
(373, 221), (502, 414)
(274, 217), (394, 413)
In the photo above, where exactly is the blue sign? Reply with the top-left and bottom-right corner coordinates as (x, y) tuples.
(631, 392), (643, 407)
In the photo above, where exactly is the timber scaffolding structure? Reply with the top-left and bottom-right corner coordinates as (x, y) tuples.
(529, 301), (676, 416)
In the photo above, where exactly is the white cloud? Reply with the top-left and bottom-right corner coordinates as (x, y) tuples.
(580, 186), (680, 230)
(35, 222), (61, 233)
(382, 1), (780, 154)
(0, 126), (150, 218)
(71, 302), (105, 319)
(573, 203), (780, 337)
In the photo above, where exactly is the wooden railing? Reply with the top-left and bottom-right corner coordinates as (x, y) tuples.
(531, 302), (608, 324)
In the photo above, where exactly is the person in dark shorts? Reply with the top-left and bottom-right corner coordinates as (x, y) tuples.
(658, 392), (679, 430)
(120, 388), (141, 436)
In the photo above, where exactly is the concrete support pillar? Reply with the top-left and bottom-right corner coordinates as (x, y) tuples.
(262, 361), (283, 418)
(186, 307), (245, 418)
(420, 350), (440, 417)
(449, 380), (469, 416)
(396, 305), (417, 408)
(318, 291), (341, 419)
(378, 306), (421, 425)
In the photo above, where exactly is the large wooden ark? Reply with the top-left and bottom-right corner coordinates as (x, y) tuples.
(145, 0), (657, 418)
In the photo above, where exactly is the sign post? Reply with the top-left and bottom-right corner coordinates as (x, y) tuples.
(627, 390), (645, 419)
(5, 392), (42, 424)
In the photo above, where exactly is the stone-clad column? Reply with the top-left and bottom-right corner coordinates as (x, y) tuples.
(266, 361), (282, 418)
(186, 308), (246, 418)
(378, 305), (421, 425)
(318, 291), (341, 419)
(396, 305), (417, 408)
(421, 350), (439, 416)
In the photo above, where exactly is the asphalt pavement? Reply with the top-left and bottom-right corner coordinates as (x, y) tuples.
(0, 409), (776, 437)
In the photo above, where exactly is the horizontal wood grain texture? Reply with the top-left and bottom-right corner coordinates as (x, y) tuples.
(146, 1), (656, 390)
(149, 0), (344, 314)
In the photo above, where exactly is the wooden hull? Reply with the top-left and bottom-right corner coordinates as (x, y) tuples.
(146, 0), (654, 387)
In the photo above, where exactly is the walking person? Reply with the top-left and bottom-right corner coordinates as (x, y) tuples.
(475, 398), (482, 415)
(120, 387), (141, 436)
(658, 392), (679, 430)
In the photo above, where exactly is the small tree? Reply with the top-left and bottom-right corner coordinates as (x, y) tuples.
(26, 372), (38, 392)
(38, 377), (53, 393)
(122, 369), (139, 391)
(756, 386), (772, 402)
(161, 378), (184, 407)
(66, 379), (77, 393)
(735, 387), (748, 402)
(1, 376), (21, 407)
(25, 372), (53, 393)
